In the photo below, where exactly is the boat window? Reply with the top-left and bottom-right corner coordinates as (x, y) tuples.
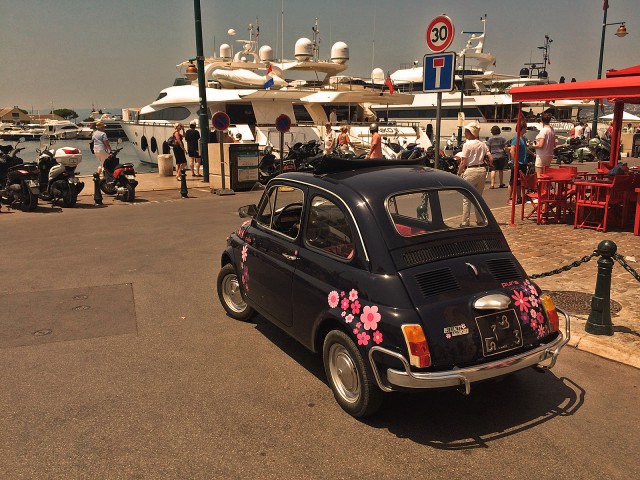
(304, 196), (355, 260)
(139, 107), (190, 121)
(226, 104), (256, 125)
(387, 188), (488, 236)
(293, 105), (313, 123)
(155, 92), (168, 101)
(381, 107), (481, 120)
(256, 186), (305, 239)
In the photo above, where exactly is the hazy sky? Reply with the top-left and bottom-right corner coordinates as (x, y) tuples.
(1, 0), (638, 112)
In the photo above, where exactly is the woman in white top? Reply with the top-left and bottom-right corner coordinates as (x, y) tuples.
(533, 112), (556, 174)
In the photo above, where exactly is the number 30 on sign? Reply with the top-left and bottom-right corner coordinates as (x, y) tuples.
(426, 15), (455, 53)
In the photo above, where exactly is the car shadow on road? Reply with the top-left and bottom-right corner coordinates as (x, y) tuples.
(254, 316), (585, 449)
(365, 372), (585, 449)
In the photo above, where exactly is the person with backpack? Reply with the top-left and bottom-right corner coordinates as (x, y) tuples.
(185, 121), (201, 177)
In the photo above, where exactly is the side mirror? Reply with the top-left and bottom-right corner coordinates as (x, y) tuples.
(238, 204), (257, 218)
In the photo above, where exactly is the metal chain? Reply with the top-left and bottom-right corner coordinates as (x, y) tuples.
(613, 253), (640, 282)
(530, 251), (599, 279)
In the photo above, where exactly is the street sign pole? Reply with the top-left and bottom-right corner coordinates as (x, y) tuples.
(218, 130), (226, 190)
(275, 114), (292, 175)
(434, 92), (442, 170)
(279, 131), (284, 175)
(212, 111), (234, 195)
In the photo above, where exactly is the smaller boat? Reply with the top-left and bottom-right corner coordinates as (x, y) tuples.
(42, 120), (82, 139)
(81, 111), (128, 140)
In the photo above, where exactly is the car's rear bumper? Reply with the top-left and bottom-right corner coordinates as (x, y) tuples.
(369, 308), (570, 394)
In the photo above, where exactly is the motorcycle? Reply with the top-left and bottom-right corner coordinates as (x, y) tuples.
(0, 137), (40, 211)
(99, 146), (138, 202)
(36, 138), (84, 207)
(589, 136), (617, 162)
(258, 145), (293, 184)
(285, 140), (322, 169)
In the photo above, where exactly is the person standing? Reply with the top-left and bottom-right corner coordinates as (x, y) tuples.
(185, 121), (201, 177)
(583, 122), (591, 139)
(337, 126), (354, 153)
(323, 122), (336, 155)
(92, 121), (112, 175)
(574, 122), (584, 139)
(366, 124), (382, 158)
(172, 123), (187, 180)
(486, 125), (507, 189)
(455, 122), (493, 226)
(507, 118), (530, 205)
(532, 112), (555, 174)
(329, 108), (337, 125)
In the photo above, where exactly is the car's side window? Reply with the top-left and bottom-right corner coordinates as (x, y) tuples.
(257, 185), (304, 238)
(305, 195), (355, 259)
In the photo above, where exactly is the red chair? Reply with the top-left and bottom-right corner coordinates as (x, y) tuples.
(634, 187), (640, 236)
(519, 172), (558, 224)
(574, 175), (633, 232)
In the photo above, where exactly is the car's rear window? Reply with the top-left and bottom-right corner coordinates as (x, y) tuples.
(387, 188), (488, 236)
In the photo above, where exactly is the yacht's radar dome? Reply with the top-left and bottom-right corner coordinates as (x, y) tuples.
(259, 45), (274, 62)
(371, 68), (385, 82)
(295, 38), (314, 61)
(330, 42), (349, 64)
(219, 44), (232, 60)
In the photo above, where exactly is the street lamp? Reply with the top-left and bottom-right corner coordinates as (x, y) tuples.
(591, 2), (628, 138)
(193, 0), (210, 181)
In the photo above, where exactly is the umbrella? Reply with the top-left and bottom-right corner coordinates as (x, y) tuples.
(600, 111), (640, 121)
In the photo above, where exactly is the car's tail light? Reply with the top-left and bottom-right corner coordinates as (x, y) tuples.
(401, 324), (431, 368)
(540, 294), (559, 333)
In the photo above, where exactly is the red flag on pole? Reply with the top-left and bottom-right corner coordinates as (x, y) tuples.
(603, 0), (609, 10)
(385, 73), (394, 94)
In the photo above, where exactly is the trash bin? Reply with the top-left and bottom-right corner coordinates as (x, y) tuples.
(157, 154), (174, 176)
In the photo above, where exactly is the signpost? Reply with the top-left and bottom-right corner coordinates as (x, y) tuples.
(424, 15), (455, 171)
(212, 111), (233, 194)
(275, 114), (291, 175)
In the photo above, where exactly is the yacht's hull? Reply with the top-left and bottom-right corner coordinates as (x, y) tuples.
(120, 122), (175, 165)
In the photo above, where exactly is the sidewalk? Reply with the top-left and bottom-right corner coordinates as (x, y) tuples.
(78, 172), (640, 369)
(492, 206), (640, 369)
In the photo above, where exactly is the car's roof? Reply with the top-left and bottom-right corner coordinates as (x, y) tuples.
(280, 166), (470, 202)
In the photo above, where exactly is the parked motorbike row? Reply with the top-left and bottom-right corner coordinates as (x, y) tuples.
(553, 136), (614, 164)
(0, 137), (137, 212)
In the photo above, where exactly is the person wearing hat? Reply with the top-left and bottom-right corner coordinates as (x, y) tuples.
(234, 133), (243, 143)
(185, 121), (201, 176)
(92, 121), (112, 175)
(455, 121), (493, 227)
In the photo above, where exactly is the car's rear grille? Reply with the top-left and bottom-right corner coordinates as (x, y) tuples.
(403, 238), (505, 267)
(415, 268), (460, 297)
(487, 258), (522, 283)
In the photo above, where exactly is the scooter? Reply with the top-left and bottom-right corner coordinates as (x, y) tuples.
(99, 145), (137, 202)
(0, 137), (40, 211)
(36, 138), (84, 207)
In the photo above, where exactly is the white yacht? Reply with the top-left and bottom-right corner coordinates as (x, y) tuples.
(41, 120), (83, 140)
(121, 22), (416, 166)
(81, 111), (128, 140)
(371, 22), (593, 142)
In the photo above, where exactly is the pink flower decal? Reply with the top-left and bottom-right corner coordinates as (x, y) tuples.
(341, 311), (346, 317)
(356, 322), (362, 329)
(353, 327), (359, 335)
(328, 290), (340, 309)
(351, 300), (361, 315)
(537, 324), (546, 338)
(357, 332), (370, 346)
(511, 290), (531, 312)
(536, 311), (544, 325)
(445, 333), (452, 340)
(361, 305), (381, 331)
(241, 244), (248, 263)
(341, 298), (351, 311)
(341, 291), (346, 298)
(349, 289), (358, 301)
(529, 295), (539, 308)
(345, 314), (354, 323)
(373, 331), (383, 344)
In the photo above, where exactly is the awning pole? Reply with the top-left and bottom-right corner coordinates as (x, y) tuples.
(610, 101), (624, 166)
(510, 103), (523, 226)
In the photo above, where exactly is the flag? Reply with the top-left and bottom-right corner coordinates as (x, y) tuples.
(256, 25), (260, 38)
(264, 77), (275, 89)
(267, 65), (273, 75)
(385, 73), (394, 94)
(603, 0), (609, 10)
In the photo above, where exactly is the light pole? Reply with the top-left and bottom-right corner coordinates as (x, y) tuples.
(591, 3), (627, 138)
(193, 0), (210, 181)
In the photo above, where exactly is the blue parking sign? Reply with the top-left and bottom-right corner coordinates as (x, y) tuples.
(423, 52), (456, 93)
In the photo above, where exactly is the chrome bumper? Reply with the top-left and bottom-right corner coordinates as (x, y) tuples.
(368, 308), (570, 394)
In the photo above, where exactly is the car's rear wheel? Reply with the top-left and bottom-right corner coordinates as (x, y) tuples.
(323, 330), (383, 418)
(217, 264), (255, 321)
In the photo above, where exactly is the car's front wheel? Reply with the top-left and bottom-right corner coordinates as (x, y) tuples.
(217, 264), (255, 321)
(323, 330), (383, 418)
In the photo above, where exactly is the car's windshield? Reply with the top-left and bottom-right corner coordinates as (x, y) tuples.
(387, 188), (488, 236)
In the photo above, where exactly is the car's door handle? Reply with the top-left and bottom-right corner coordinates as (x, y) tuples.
(281, 253), (298, 261)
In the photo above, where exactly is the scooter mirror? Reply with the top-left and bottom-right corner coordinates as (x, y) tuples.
(238, 204), (257, 218)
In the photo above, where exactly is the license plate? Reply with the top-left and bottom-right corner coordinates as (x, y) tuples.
(125, 175), (135, 180)
(27, 180), (38, 187)
(475, 309), (523, 357)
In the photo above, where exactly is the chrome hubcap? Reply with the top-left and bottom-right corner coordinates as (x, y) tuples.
(329, 344), (360, 403)
(222, 274), (246, 313)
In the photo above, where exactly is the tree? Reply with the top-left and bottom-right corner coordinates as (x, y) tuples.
(53, 108), (78, 120)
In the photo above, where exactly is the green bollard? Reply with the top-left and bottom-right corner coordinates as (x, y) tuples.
(93, 172), (103, 206)
(180, 168), (188, 198)
(585, 240), (616, 336)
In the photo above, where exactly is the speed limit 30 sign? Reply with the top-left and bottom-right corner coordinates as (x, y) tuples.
(426, 15), (455, 53)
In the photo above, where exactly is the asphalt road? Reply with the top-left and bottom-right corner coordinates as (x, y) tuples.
(1, 187), (639, 479)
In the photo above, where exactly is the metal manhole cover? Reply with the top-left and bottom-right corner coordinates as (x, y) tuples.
(73, 305), (91, 311)
(33, 329), (52, 336)
(545, 290), (622, 316)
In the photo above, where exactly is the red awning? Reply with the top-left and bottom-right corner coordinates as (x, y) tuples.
(606, 65), (640, 78)
(511, 75), (640, 104)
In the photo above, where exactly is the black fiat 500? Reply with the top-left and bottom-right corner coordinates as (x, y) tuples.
(217, 159), (570, 418)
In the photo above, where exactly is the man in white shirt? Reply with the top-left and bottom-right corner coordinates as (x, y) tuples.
(455, 122), (493, 226)
(323, 123), (336, 155)
(574, 123), (584, 139)
(533, 113), (556, 174)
